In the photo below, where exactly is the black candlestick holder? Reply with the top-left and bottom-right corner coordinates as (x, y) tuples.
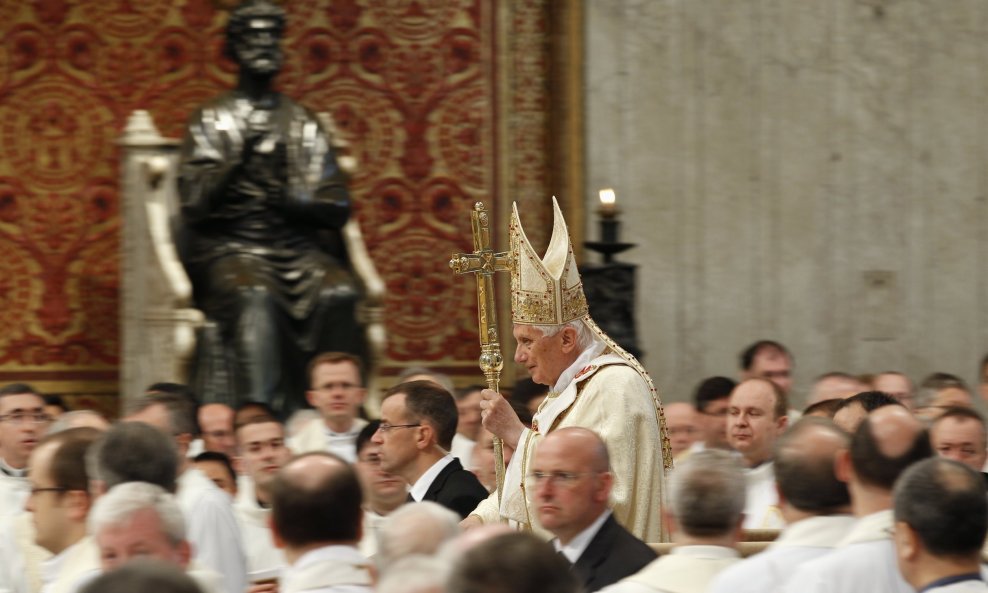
(580, 208), (642, 359)
(584, 215), (635, 263)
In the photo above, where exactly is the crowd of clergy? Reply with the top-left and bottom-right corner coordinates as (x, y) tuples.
(0, 341), (987, 593)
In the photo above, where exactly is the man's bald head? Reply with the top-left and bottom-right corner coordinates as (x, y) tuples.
(271, 453), (363, 547)
(540, 427), (609, 472)
(774, 418), (851, 514)
(850, 405), (932, 490)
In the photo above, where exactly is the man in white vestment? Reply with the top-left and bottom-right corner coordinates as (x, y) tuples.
(83, 482), (222, 593)
(727, 378), (788, 529)
(600, 449), (744, 593)
(463, 198), (671, 542)
(125, 394), (247, 593)
(929, 407), (988, 472)
(781, 405), (933, 593)
(0, 383), (48, 517)
(26, 428), (101, 593)
(892, 458), (988, 593)
(233, 416), (291, 580)
(0, 383), (53, 593)
(293, 352), (368, 463)
(709, 418), (856, 593)
(272, 453), (373, 593)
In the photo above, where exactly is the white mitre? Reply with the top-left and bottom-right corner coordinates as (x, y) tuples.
(509, 196), (589, 325)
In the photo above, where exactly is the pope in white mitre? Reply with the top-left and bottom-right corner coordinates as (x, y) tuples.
(463, 197), (672, 543)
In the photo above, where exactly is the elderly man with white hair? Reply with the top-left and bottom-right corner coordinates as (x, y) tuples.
(376, 502), (461, 573)
(463, 198), (671, 541)
(77, 481), (222, 593)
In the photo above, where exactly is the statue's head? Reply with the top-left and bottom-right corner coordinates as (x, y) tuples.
(225, 0), (286, 77)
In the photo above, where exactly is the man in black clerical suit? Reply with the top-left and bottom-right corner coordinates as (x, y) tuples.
(534, 427), (657, 592)
(373, 381), (487, 518)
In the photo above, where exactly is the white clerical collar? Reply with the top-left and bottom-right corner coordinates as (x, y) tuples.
(408, 454), (455, 502)
(0, 458), (27, 478)
(40, 538), (81, 590)
(553, 509), (612, 564)
(551, 339), (606, 393)
(838, 508), (894, 547)
(323, 421), (362, 438)
(771, 514), (856, 550)
(291, 544), (366, 570)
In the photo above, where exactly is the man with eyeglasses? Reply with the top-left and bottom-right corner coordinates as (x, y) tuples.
(682, 376), (736, 460)
(25, 427), (102, 593)
(371, 381), (487, 519)
(533, 427), (655, 593)
(294, 352), (367, 463)
(0, 383), (50, 518)
(353, 420), (407, 558)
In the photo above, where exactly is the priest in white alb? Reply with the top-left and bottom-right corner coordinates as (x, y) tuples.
(461, 198), (672, 543)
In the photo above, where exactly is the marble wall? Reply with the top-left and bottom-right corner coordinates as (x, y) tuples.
(584, 1), (988, 405)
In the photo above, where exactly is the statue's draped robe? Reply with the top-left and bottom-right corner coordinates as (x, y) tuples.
(178, 92), (364, 416)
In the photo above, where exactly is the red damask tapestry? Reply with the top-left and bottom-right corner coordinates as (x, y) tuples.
(0, 0), (551, 410)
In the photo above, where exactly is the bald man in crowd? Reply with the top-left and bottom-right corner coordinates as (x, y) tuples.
(663, 403), (698, 459)
(831, 391), (901, 434)
(534, 428), (655, 592)
(782, 405), (933, 593)
(271, 452), (372, 593)
(893, 458), (988, 593)
(709, 418), (855, 593)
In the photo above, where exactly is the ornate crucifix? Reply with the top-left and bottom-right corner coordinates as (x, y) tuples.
(449, 201), (512, 502)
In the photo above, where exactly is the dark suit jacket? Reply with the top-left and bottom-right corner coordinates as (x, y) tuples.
(572, 514), (658, 592)
(420, 458), (489, 518)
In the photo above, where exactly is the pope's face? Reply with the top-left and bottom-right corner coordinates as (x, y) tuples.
(513, 325), (569, 387)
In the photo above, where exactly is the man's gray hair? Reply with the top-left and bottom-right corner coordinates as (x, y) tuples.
(533, 319), (595, 352)
(669, 449), (746, 537)
(89, 482), (187, 545)
(86, 422), (179, 493)
(376, 555), (450, 593)
(376, 502), (461, 572)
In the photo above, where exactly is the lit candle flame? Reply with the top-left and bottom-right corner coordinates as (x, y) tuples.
(598, 188), (616, 216)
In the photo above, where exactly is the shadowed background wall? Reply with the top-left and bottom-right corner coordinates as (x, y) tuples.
(585, 1), (988, 405)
